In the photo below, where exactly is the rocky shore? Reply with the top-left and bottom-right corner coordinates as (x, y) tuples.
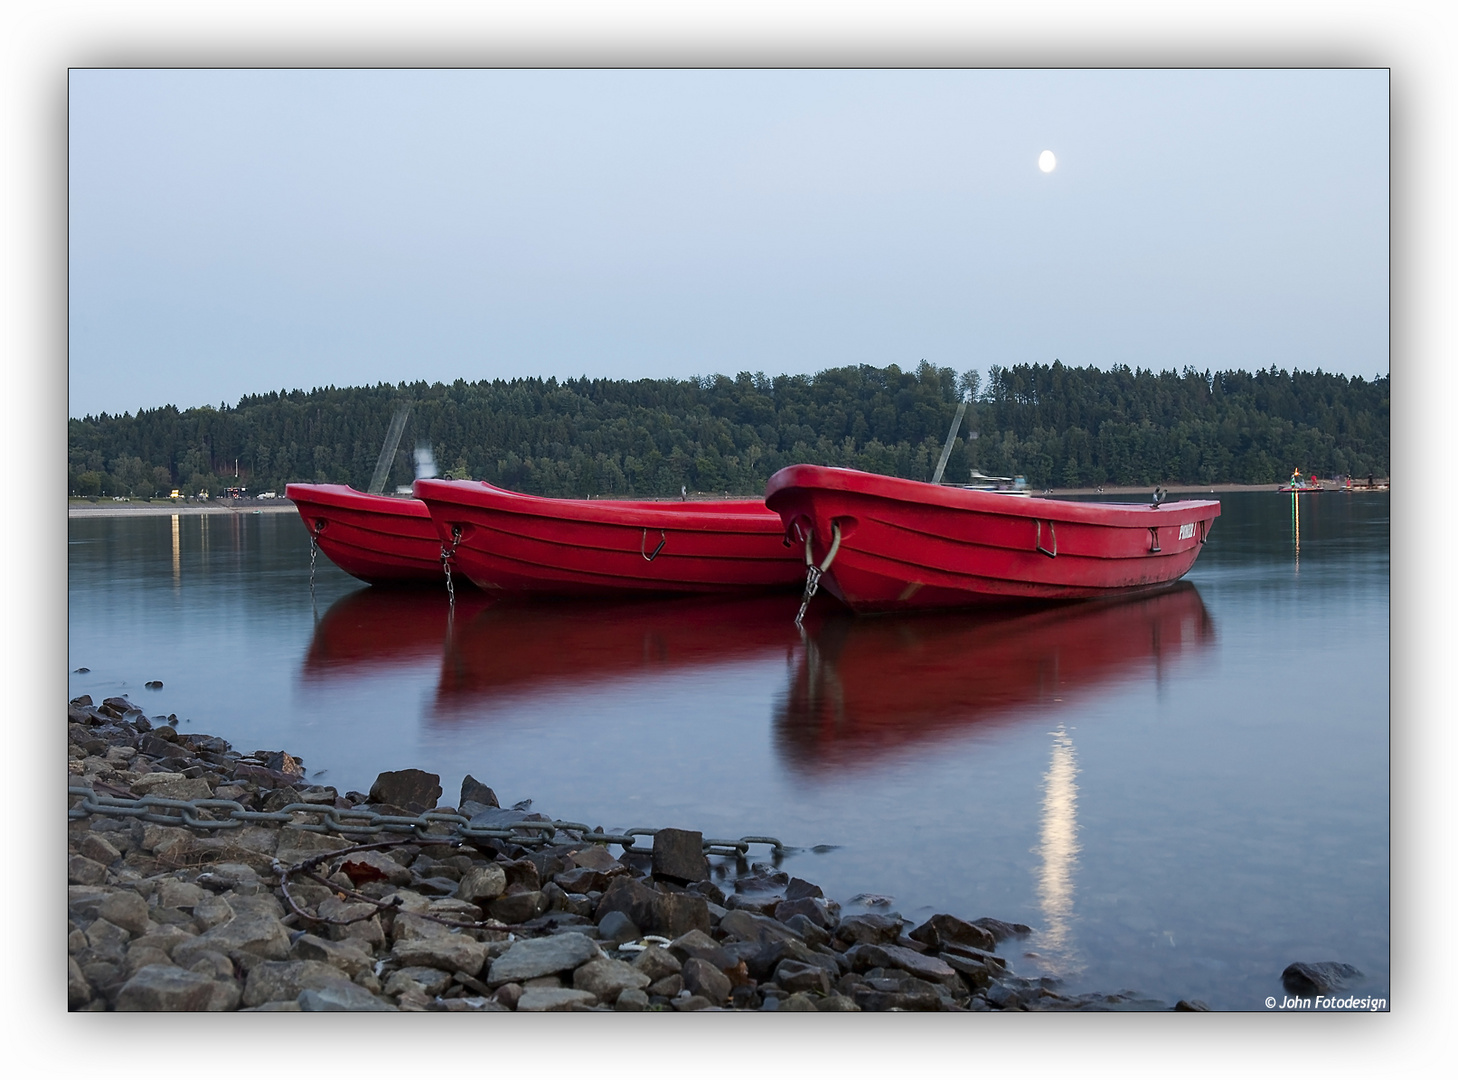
(69, 692), (1208, 1013)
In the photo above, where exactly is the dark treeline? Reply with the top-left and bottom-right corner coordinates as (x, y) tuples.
(68, 361), (1389, 498)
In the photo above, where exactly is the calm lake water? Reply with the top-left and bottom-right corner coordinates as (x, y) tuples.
(67, 491), (1389, 1010)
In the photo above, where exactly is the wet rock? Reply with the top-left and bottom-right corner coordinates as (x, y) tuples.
(718, 908), (802, 945)
(726, 893), (780, 917)
(115, 964), (215, 1011)
(782, 914), (830, 948)
(682, 957), (732, 1005)
(1175, 999), (1212, 1011)
(971, 917), (1032, 943)
(667, 929), (735, 972)
(573, 957), (651, 1004)
(368, 769), (442, 813)
(774, 959), (831, 995)
(844, 943), (961, 987)
(775, 896), (840, 931)
(834, 913), (904, 947)
(487, 932), (601, 987)
(517, 987), (598, 1012)
(243, 959), (356, 1007)
(940, 951), (997, 990)
(298, 984), (397, 1011)
(1282, 962), (1363, 996)
(651, 828), (709, 885)
(910, 913), (997, 954)
(784, 877), (824, 901)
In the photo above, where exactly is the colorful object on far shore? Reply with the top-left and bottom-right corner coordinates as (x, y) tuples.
(413, 479), (803, 597)
(764, 464), (1221, 615)
(285, 484), (446, 584)
(1279, 467), (1324, 494)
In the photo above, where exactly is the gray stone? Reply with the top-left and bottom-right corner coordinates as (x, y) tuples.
(615, 987), (650, 1011)
(291, 933), (375, 977)
(385, 966), (454, 997)
(242, 959), (355, 1007)
(392, 934), (490, 976)
(205, 978), (243, 1011)
(719, 908), (803, 945)
(596, 876), (661, 933)
(455, 863), (507, 903)
(86, 918), (131, 959)
(844, 943), (960, 987)
(909, 913), (997, 953)
(573, 957), (651, 1004)
(155, 878), (210, 910)
(298, 984), (398, 1011)
(273, 828), (350, 867)
(115, 964), (216, 1011)
(815, 993), (861, 1011)
(130, 925), (197, 958)
(192, 894), (234, 931)
(596, 909), (641, 946)
(67, 885), (113, 919)
(488, 890), (547, 924)
(774, 959), (832, 995)
(172, 912), (291, 968)
(651, 828), (709, 885)
(775, 896), (840, 931)
(460, 774), (499, 809)
(185, 950), (235, 980)
(682, 957), (732, 1005)
(672, 994), (714, 1011)
(68, 957), (92, 1009)
(971, 917), (1032, 942)
(631, 944), (682, 982)
(940, 951), (996, 989)
(834, 913), (905, 947)
(78, 833), (121, 865)
(569, 845), (623, 872)
(516, 987), (598, 1012)
(781, 991), (820, 1011)
(123, 945), (174, 979)
(668, 929), (734, 971)
(659, 892), (712, 938)
(69, 854), (108, 886)
(649, 974), (683, 997)
(369, 768), (442, 813)
(488, 932), (602, 987)
(96, 890), (150, 936)
(784, 877), (824, 901)
(1282, 962), (1363, 996)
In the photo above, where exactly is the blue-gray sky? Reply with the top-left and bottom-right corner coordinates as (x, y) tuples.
(68, 68), (1388, 419)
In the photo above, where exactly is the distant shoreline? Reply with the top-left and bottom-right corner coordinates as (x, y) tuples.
(67, 481), (1390, 518)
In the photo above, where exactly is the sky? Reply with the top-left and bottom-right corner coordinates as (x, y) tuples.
(68, 68), (1389, 419)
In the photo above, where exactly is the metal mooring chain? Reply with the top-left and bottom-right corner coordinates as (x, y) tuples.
(794, 521), (843, 627)
(440, 524), (462, 606)
(67, 786), (784, 859)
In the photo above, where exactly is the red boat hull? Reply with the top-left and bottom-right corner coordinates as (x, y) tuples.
(286, 484), (446, 585)
(764, 465), (1221, 613)
(413, 479), (803, 597)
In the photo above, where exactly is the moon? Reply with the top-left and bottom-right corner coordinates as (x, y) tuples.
(1038, 150), (1057, 173)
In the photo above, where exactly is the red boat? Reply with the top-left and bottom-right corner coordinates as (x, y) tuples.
(412, 479), (803, 597)
(764, 465), (1221, 613)
(285, 484), (447, 585)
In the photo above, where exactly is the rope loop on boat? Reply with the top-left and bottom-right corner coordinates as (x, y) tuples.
(641, 528), (667, 562)
(1035, 519), (1058, 559)
(794, 521), (843, 627)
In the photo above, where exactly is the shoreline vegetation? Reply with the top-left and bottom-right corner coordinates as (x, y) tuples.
(68, 693), (1217, 1013)
(69, 362), (1388, 501)
(67, 480), (1392, 519)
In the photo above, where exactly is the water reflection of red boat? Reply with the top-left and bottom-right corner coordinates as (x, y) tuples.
(776, 583), (1215, 774)
(765, 465), (1221, 613)
(432, 594), (804, 715)
(413, 479), (803, 597)
(286, 484), (446, 585)
(302, 587), (492, 680)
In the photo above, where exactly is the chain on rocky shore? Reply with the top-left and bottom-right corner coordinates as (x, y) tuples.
(67, 692), (1209, 1013)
